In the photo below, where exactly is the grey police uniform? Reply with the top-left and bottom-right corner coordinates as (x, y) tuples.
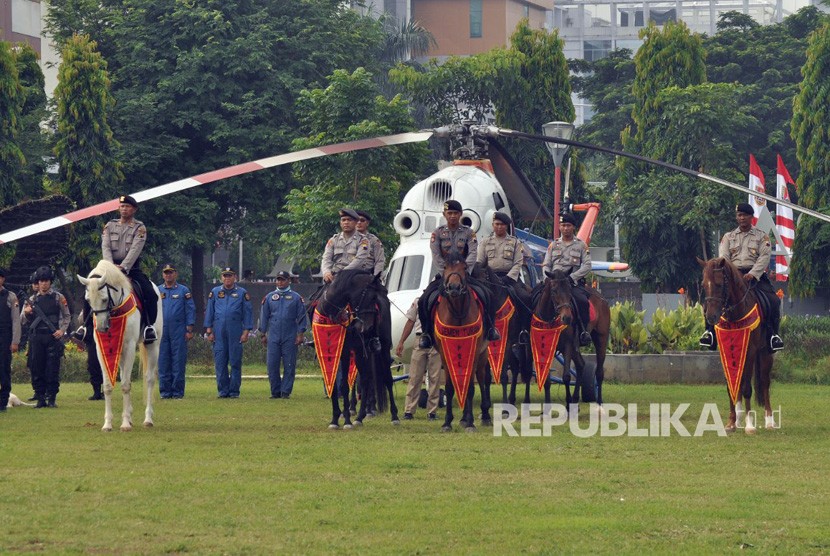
(321, 231), (372, 276)
(430, 224), (477, 273)
(543, 238), (592, 282)
(477, 233), (523, 282)
(718, 227), (771, 280)
(101, 218), (158, 331)
(364, 232), (386, 276)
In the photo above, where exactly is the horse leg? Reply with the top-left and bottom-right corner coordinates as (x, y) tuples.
(341, 370), (353, 429)
(759, 353), (775, 429)
(502, 363), (511, 406)
(725, 397), (737, 433)
(329, 369), (342, 429)
(102, 373), (114, 432)
(479, 369), (492, 427)
(119, 340), (137, 432)
(442, 382), (455, 432)
(142, 342), (157, 428)
(461, 381), (476, 431)
(387, 377), (400, 425)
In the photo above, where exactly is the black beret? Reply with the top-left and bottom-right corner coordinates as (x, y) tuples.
(493, 212), (512, 226)
(221, 267), (236, 276)
(736, 203), (755, 216)
(355, 209), (371, 222)
(339, 208), (359, 220)
(119, 195), (138, 207)
(444, 200), (462, 212)
(560, 213), (577, 226)
(0, 268), (6, 277)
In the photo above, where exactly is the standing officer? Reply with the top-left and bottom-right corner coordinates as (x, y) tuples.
(397, 295), (444, 421)
(71, 302), (104, 400)
(354, 210), (386, 276)
(22, 266), (70, 408)
(418, 200), (500, 349)
(158, 263), (196, 399)
(259, 271), (307, 399)
(0, 268), (22, 412)
(204, 267), (253, 398)
(543, 213), (592, 345)
(699, 203), (783, 351)
(321, 208), (372, 283)
(102, 194), (158, 343)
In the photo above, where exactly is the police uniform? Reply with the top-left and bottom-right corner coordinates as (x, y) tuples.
(401, 296), (443, 417)
(259, 282), (307, 398)
(0, 273), (22, 411)
(321, 231), (372, 276)
(477, 232), (523, 282)
(24, 286), (70, 407)
(158, 280), (196, 398)
(204, 278), (253, 398)
(101, 201), (158, 338)
(543, 216), (593, 344)
(364, 232), (386, 276)
(430, 224), (478, 273)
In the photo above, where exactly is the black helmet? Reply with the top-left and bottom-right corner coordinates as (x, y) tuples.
(34, 266), (54, 282)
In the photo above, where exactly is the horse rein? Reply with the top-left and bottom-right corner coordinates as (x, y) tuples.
(704, 265), (753, 320)
(441, 270), (471, 321)
(88, 273), (128, 318)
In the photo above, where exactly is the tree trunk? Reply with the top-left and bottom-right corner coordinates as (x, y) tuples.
(699, 228), (708, 260)
(191, 245), (206, 332)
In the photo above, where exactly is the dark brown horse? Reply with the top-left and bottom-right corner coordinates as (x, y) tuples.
(433, 255), (491, 432)
(312, 270), (399, 429)
(699, 257), (775, 433)
(476, 265), (533, 406)
(532, 270), (610, 409)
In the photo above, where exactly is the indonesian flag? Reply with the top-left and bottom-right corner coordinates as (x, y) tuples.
(775, 155), (796, 281)
(748, 154), (766, 226)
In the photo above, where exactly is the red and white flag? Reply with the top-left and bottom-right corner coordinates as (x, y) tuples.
(775, 155), (796, 281)
(748, 154), (766, 226)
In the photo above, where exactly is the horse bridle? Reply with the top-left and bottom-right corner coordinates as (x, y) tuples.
(88, 273), (127, 318)
(704, 265), (752, 320)
(441, 270), (471, 320)
(540, 276), (573, 321)
(321, 281), (374, 329)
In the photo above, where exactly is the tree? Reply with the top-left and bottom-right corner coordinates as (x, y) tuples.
(280, 68), (431, 269)
(617, 21), (708, 292)
(53, 33), (123, 277)
(14, 43), (50, 200)
(789, 21), (830, 296)
(0, 40), (24, 207)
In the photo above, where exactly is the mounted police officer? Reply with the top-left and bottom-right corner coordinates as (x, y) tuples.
(699, 203), (783, 352)
(21, 266), (70, 408)
(158, 263), (196, 399)
(543, 212), (592, 346)
(418, 200), (500, 349)
(259, 271), (308, 399)
(0, 268), (22, 412)
(101, 194), (159, 343)
(354, 210), (386, 277)
(205, 267), (253, 398)
(321, 208), (372, 284)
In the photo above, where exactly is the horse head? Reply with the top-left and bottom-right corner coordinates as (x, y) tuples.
(539, 269), (574, 325)
(698, 257), (747, 325)
(441, 252), (468, 299)
(321, 270), (378, 334)
(77, 260), (132, 333)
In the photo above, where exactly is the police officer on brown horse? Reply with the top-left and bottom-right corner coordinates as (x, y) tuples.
(101, 195), (159, 343)
(699, 203), (783, 352)
(543, 212), (592, 346)
(418, 200), (500, 349)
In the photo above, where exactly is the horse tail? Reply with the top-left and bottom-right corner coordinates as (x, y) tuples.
(373, 351), (391, 414)
(754, 352), (765, 405)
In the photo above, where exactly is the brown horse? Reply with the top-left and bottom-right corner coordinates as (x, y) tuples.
(433, 254), (491, 432)
(532, 270), (610, 409)
(699, 257), (775, 433)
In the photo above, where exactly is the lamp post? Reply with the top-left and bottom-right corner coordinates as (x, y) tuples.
(542, 121), (575, 239)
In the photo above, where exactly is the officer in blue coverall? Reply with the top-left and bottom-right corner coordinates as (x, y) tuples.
(204, 267), (253, 398)
(259, 271), (308, 399)
(158, 263), (196, 398)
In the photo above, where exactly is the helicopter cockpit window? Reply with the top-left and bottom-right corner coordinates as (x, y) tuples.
(424, 215), (439, 233)
(386, 255), (425, 293)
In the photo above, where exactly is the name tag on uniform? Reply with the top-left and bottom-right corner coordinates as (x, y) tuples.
(172, 294), (180, 299)
(284, 295), (293, 300)
(272, 294), (280, 300)
(231, 293), (239, 298)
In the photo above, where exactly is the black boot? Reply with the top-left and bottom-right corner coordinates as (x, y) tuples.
(35, 397), (48, 408)
(368, 337), (382, 353)
(579, 329), (592, 346)
(47, 396), (57, 408)
(486, 327), (501, 342)
(89, 386), (103, 401)
(419, 334), (433, 349)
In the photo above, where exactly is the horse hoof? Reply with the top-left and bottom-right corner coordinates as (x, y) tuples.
(745, 426), (757, 435)
(120, 425), (132, 432)
(353, 420), (364, 427)
(391, 419), (401, 426)
(725, 424), (737, 433)
(480, 419), (492, 427)
(343, 424), (353, 430)
(465, 426), (477, 433)
(441, 425), (452, 432)
(102, 426), (112, 432)
(143, 421), (153, 428)
(328, 424), (339, 430)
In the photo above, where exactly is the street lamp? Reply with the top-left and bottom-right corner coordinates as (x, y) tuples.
(542, 121), (575, 239)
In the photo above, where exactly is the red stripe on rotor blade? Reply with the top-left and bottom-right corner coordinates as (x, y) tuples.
(67, 200), (121, 222)
(193, 162), (265, 183)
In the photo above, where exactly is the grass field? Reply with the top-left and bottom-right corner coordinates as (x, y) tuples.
(2, 378), (829, 554)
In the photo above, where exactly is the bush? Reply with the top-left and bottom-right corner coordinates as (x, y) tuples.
(646, 303), (706, 353)
(609, 301), (649, 354)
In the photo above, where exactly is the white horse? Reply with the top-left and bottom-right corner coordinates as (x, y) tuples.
(78, 260), (162, 432)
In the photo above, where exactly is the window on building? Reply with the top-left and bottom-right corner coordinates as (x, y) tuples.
(470, 0), (482, 38)
(583, 40), (612, 62)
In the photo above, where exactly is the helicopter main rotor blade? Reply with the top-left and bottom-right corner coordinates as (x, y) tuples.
(481, 126), (830, 225)
(0, 131), (433, 246)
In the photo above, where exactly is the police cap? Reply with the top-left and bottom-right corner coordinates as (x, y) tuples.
(560, 213), (577, 226)
(119, 195), (138, 207)
(339, 208), (359, 220)
(162, 263), (176, 272)
(221, 267), (236, 276)
(444, 200), (462, 212)
(493, 212), (512, 226)
(355, 209), (371, 222)
(275, 271), (291, 280)
(736, 203), (754, 216)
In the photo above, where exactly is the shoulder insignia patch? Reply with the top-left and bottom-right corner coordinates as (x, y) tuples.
(184, 292), (192, 299)
(137, 226), (146, 238)
(245, 292), (251, 301)
(208, 291), (214, 299)
(160, 292), (167, 299)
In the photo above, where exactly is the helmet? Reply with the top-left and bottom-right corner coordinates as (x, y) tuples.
(34, 266), (54, 282)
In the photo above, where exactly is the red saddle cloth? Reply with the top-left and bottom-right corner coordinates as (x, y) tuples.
(714, 304), (761, 404)
(94, 293), (138, 387)
(529, 314), (566, 391)
(312, 308), (350, 398)
(433, 295), (483, 411)
(487, 297), (515, 384)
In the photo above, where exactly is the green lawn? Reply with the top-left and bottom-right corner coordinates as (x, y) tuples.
(1, 379), (829, 554)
